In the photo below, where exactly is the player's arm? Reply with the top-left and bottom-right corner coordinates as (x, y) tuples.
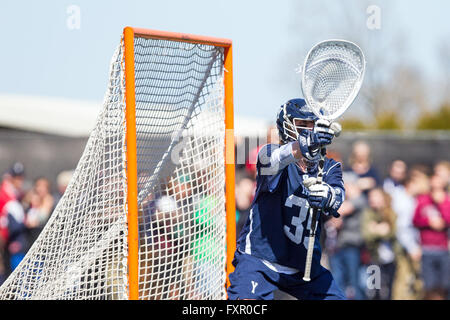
(259, 120), (339, 176)
(256, 142), (298, 177)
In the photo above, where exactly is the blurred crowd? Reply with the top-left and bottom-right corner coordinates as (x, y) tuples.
(0, 164), (73, 285)
(0, 129), (449, 301)
(235, 127), (450, 300)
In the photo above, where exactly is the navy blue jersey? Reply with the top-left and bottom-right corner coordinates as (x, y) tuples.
(237, 143), (345, 276)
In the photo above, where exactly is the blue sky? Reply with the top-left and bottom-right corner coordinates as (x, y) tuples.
(0, 0), (449, 121)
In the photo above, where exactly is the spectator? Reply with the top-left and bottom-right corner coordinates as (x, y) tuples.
(161, 175), (191, 299)
(22, 177), (55, 249)
(245, 125), (279, 180)
(265, 124), (280, 146)
(142, 193), (180, 299)
(245, 146), (262, 180)
(434, 161), (450, 192)
(191, 193), (221, 299)
(361, 188), (398, 300)
(413, 173), (450, 300)
(53, 170), (74, 209)
(0, 162), (28, 279)
(383, 160), (407, 195)
(138, 174), (189, 300)
(347, 141), (381, 196)
(391, 173), (424, 300)
(409, 165), (432, 195)
(327, 171), (366, 300)
(235, 177), (255, 237)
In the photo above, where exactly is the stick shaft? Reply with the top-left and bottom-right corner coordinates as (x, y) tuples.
(303, 147), (326, 282)
(303, 207), (316, 281)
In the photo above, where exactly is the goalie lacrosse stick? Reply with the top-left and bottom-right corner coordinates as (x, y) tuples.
(301, 39), (365, 282)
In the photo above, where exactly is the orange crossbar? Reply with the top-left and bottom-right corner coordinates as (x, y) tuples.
(132, 27), (232, 47)
(123, 26), (235, 299)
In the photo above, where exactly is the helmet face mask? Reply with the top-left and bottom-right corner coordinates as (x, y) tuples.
(277, 98), (318, 144)
(282, 115), (315, 142)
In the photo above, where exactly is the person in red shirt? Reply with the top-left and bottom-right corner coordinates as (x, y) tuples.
(0, 163), (25, 246)
(0, 162), (27, 284)
(413, 173), (450, 299)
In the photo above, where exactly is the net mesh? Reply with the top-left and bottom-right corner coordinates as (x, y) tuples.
(302, 41), (365, 120)
(0, 34), (227, 300)
(134, 37), (226, 300)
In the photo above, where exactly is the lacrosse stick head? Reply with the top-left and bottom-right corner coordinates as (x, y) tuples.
(301, 39), (366, 121)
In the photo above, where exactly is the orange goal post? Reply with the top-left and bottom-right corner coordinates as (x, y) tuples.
(0, 27), (235, 300)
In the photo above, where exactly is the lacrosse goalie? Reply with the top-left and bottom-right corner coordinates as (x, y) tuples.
(227, 98), (346, 300)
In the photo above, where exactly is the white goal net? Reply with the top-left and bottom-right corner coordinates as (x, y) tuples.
(0, 32), (227, 300)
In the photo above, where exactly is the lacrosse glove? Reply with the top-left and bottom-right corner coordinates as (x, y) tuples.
(298, 129), (321, 162)
(305, 181), (341, 218)
(314, 119), (342, 147)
